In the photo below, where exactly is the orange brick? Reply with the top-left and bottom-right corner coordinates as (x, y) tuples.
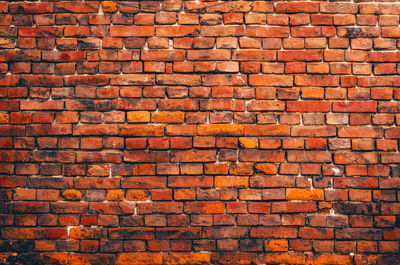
(286, 189), (324, 201)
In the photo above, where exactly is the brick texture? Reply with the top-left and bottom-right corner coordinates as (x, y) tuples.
(1, 1), (400, 264)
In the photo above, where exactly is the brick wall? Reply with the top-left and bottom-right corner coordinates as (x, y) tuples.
(1, 1), (400, 264)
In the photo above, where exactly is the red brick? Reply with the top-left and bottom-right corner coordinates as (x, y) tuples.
(170, 150), (216, 162)
(202, 25), (244, 36)
(116, 253), (162, 265)
(306, 254), (352, 265)
(276, 2), (319, 13)
(197, 124), (243, 136)
(333, 101), (377, 112)
(157, 26), (200, 37)
(295, 75), (339, 86)
(334, 152), (378, 165)
(185, 202), (225, 214)
(287, 101), (330, 112)
(338, 126), (383, 138)
(110, 26), (154, 37)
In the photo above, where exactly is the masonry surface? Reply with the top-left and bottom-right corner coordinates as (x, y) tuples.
(1, 0), (400, 264)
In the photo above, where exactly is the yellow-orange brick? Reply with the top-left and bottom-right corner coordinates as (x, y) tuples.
(197, 124), (244, 136)
(107, 190), (124, 201)
(62, 189), (82, 201)
(286, 188), (324, 201)
(239, 137), (258, 148)
(101, 2), (117, 12)
(127, 111), (150, 123)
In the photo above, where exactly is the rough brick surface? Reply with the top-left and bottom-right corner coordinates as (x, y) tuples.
(1, 0), (400, 264)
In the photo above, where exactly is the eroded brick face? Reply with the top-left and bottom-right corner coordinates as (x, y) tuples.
(1, 1), (400, 264)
